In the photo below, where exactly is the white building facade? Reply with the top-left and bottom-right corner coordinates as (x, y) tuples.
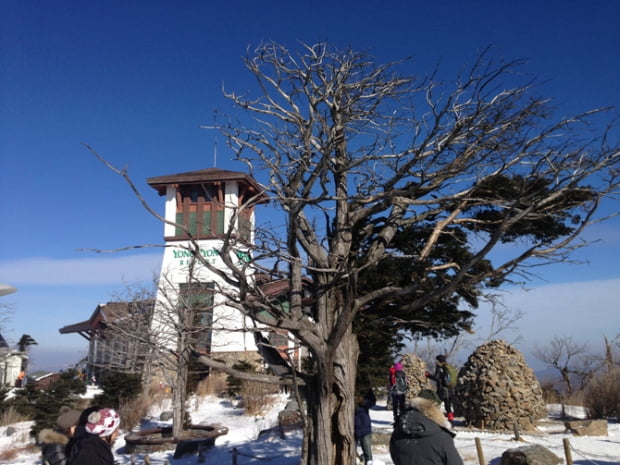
(60, 168), (303, 379)
(147, 168), (267, 358)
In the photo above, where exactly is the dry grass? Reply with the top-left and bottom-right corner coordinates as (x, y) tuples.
(0, 406), (29, 427)
(240, 380), (281, 416)
(584, 367), (620, 418)
(194, 372), (281, 416)
(118, 380), (171, 430)
(195, 372), (228, 397)
(118, 395), (153, 431)
(564, 390), (585, 406)
(0, 444), (38, 461)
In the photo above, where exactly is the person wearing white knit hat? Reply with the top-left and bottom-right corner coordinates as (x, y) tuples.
(66, 408), (121, 465)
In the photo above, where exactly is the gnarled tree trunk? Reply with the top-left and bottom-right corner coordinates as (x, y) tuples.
(304, 327), (359, 465)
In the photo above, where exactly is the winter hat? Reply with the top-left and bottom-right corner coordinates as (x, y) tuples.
(417, 389), (442, 404)
(56, 406), (81, 430)
(85, 408), (121, 437)
(394, 362), (403, 370)
(436, 354), (446, 363)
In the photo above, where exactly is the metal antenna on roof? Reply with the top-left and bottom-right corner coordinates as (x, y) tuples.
(213, 138), (217, 168)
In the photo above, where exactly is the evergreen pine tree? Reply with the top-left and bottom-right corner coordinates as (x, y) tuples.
(93, 370), (142, 409)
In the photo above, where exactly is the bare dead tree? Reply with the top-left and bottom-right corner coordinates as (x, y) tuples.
(89, 42), (619, 465)
(603, 334), (620, 370)
(483, 297), (524, 345)
(533, 335), (594, 395)
(208, 42), (619, 465)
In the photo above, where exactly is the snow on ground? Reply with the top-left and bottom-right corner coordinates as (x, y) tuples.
(3, 394), (619, 465)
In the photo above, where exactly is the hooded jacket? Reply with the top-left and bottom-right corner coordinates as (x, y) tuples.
(38, 428), (70, 465)
(390, 397), (463, 465)
(354, 389), (376, 439)
(66, 433), (114, 465)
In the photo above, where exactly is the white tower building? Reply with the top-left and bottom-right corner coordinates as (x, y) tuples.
(147, 168), (267, 357)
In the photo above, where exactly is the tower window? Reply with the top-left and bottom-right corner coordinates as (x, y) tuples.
(174, 184), (225, 239)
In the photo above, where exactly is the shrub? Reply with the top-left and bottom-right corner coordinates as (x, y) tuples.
(93, 370), (142, 409)
(584, 366), (620, 419)
(29, 370), (88, 437)
(0, 369), (87, 437)
(0, 383), (38, 420)
(226, 361), (254, 397)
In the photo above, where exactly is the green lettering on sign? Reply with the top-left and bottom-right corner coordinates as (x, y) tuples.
(171, 247), (250, 266)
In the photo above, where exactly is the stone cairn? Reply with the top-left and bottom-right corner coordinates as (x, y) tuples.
(400, 353), (432, 405)
(455, 339), (547, 431)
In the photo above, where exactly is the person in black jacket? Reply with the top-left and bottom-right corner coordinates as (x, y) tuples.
(354, 389), (376, 465)
(66, 407), (121, 465)
(390, 389), (463, 465)
(425, 355), (455, 421)
(39, 406), (81, 465)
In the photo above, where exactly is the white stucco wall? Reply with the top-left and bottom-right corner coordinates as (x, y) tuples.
(154, 180), (257, 354)
(154, 239), (258, 353)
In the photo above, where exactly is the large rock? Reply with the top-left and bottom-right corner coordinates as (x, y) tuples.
(455, 339), (547, 431)
(564, 419), (608, 436)
(501, 444), (562, 465)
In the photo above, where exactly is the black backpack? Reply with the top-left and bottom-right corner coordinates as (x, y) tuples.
(393, 369), (408, 393)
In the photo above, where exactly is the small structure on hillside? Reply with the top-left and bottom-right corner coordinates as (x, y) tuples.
(0, 285), (26, 387)
(0, 333), (28, 387)
(27, 371), (60, 389)
(455, 339), (546, 431)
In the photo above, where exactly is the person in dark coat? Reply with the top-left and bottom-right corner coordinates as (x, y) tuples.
(66, 407), (121, 465)
(39, 406), (81, 465)
(425, 354), (455, 421)
(65, 406), (100, 461)
(390, 361), (407, 422)
(390, 389), (463, 465)
(354, 389), (376, 465)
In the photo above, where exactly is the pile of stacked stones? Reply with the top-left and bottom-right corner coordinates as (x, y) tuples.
(454, 339), (547, 431)
(400, 353), (432, 404)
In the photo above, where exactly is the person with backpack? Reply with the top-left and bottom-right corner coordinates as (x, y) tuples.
(390, 389), (463, 465)
(386, 363), (398, 409)
(425, 355), (455, 422)
(390, 361), (408, 423)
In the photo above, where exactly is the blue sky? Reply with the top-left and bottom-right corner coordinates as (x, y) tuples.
(1, 1), (618, 373)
